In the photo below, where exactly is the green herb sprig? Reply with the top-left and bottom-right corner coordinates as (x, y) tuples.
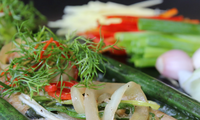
(0, 26), (112, 98)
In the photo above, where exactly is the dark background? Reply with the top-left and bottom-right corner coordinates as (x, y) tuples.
(22, 0), (200, 21)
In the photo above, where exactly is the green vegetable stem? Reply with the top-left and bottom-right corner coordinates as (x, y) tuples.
(115, 32), (199, 67)
(138, 18), (200, 35)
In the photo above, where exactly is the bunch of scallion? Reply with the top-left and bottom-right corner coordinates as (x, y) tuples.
(115, 18), (200, 67)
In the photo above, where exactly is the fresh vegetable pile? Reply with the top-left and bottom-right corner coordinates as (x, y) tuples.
(1, 0), (200, 120)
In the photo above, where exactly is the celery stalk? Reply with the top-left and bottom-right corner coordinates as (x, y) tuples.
(132, 46), (144, 54)
(116, 31), (200, 67)
(130, 57), (156, 67)
(145, 35), (200, 53)
(143, 47), (193, 58)
(143, 47), (170, 58)
(138, 18), (200, 35)
(173, 34), (200, 44)
(115, 31), (158, 41)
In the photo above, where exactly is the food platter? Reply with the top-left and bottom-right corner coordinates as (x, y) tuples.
(1, 0), (200, 119)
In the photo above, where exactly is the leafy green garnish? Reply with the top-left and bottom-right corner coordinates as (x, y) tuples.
(0, 0), (46, 48)
(0, 25), (110, 99)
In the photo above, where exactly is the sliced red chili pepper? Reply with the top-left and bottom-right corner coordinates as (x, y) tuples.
(48, 91), (71, 100)
(59, 93), (71, 100)
(57, 81), (75, 87)
(78, 28), (115, 39)
(45, 81), (76, 100)
(1, 72), (5, 76)
(45, 84), (57, 92)
(40, 37), (53, 59)
(57, 88), (71, 93)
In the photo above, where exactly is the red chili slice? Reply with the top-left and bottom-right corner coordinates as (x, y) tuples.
(45, 81), (77, 100)
(57, 81), (75, 87)
(45, 84), (57, 92)
(48, 91), (71, 100)
(57, 88), (71, 93)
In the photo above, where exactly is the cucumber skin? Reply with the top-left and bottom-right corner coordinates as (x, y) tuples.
(0, 97), (28, 120)
(99, 57), (200, 120)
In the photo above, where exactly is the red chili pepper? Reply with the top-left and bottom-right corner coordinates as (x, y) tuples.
(45, 81), (77, 100)
(45, 83), (57, 92)
(57, 81), (75, 87)
(58, 88), (71, 93)
(0, 70), (18, 88)
(48, 91), (71, 100)
(40, 37), (53, 59)
(78, 28), (115, 39)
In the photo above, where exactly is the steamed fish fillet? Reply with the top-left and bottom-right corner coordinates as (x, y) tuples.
(3, 93), (30, 115)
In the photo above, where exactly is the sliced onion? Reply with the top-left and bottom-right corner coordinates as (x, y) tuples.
(95, 82), (125, 95)
(125, 82), (149, 120)
(102, 82), (128, 120)
(71, 86), (85, 114)
(84, 88), (100, 120)
(97, 93), (111, 104)
(102, 82), (149, 120)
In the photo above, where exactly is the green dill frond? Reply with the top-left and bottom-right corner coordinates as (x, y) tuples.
(0, 26), (108, 97)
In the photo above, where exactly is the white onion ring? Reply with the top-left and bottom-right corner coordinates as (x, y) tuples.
(102, 82), (128, 120)
(101, 82), (149, 120)
(84, 88), (100, 120)
(71, 86), (86, 114)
